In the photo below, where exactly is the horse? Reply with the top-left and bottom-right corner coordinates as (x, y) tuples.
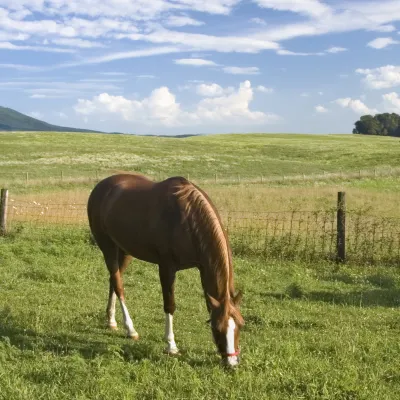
(87, 173), (244, 367)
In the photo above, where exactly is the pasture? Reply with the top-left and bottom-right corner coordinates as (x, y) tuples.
(1, 131), (400, 398)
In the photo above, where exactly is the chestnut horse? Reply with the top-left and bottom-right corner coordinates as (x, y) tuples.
(87, 173), (244, 367)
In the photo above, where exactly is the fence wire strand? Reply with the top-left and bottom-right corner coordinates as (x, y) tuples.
(4, 200), (400, 266)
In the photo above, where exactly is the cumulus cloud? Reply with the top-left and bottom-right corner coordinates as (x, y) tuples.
(334, 97), (378, 115)
(256, 85), (273, 93)
(382, 92), (400, 113)
(196, 83), (233, 97)
(315, 105), (327, 113)
(356, 65), (400, 89)
(367, 37), (399, 49)
(74, 80), (279, 126)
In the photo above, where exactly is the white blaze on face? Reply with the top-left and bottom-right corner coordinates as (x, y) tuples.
(226, 317), (238, 366)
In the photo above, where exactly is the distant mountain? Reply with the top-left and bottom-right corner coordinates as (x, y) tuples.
(0, 106), (203, 137)
(0, 106), (101, 133)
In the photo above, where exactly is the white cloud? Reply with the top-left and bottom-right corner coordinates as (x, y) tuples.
(0, 41), (75, 52)
(99, 72), (127, 76)
(382, 92), (400, 113)
(315, 105), (327, 113)
(325, 46), (347, 53)
(253, 0), (331, 18)
(196, 83), (229, 97)
(256, 85), (273, 93)
(59, 46), (182, 68)
(356, 65), (400, 89)
(222, 66), (260, 75)
(251, 1), (400, 44)
(334, 97), (378, 115)
(277, 49), (324, 56)
(164, 15), (204, 27)
(367, 37), (399, 49)
(5, 0), (241, 19)
(57, 112), (68, 119)
(118, 28), (279, 53)
(0, 32), (29, 41)
(250, 18), (267, 26)
(52, 38), (106, 48)
(74, 80), (279, 126)
(137, 74), (157, 79)
(174, 58), (218, 67)
(0, 63), (43, 71)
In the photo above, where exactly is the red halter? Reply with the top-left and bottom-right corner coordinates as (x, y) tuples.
(223, 349), (241, 358)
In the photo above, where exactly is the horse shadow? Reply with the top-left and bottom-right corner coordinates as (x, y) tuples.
(0, 307), (161, 363)
(0, 308), (220, 367)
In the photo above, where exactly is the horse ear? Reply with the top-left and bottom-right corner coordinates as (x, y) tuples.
(232, 290), (243, 306)
(207, 294), (221, 308)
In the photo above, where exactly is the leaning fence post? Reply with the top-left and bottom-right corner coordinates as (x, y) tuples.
(0, 188), (9, 236)
(337, 191), (346, 263)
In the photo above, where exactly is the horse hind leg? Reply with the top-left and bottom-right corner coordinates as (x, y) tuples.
(106, 252), (133, 331)
(104, 245), (138, 340)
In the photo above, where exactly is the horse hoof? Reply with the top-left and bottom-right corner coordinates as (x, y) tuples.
(164, 348), (180, 356)
(129, 333), (140, 341)
(109, 325), (118, 331)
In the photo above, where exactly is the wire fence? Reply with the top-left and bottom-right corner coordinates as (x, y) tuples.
(3, 197), (400, 266)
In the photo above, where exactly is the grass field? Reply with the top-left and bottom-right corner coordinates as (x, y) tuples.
(1, 131), (400, 185)
(1, 227), (400, 399)
(1, 131), (400, 398)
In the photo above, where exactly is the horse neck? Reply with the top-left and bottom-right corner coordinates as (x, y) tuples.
(201, 249), (234, 305)
(177, 182), (234, 303)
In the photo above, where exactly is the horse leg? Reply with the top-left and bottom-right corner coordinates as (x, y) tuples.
(105, 248), (139, 340)
(159, 266), (179, 355)
(106, 252), (132, 331)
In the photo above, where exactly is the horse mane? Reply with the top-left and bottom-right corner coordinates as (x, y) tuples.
(174, 180), (243, 328)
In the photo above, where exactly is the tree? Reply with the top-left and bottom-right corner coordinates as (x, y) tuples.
(353, 113), (400, 137)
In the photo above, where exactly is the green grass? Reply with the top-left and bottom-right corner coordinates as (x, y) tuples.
(1, 132), (400, 186)
(1, 227), (400, 399)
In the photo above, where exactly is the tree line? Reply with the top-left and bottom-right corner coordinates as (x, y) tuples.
(353, 113), (400, 137)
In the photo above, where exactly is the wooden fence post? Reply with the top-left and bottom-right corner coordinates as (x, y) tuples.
(337, 191), (346, 263)
(0, 188), (9, 236)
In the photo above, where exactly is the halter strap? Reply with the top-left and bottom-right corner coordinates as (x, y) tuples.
(223, 349), (240, 358)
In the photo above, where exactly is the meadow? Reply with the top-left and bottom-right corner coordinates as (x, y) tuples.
(1, 131), (400, 185)
(1, 131), (400, 398)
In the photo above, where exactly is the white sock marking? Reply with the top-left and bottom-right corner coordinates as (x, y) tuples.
(108, 292), (117, 327)
(120, 299), (138, 338)
(165, 313), (179, 354)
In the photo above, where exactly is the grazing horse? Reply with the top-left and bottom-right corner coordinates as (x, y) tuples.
(87, 173), (244, 367)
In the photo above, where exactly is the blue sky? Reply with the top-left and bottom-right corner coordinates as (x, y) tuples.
(1, 0), (400, 135)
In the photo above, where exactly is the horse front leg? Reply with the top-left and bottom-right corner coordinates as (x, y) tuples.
(159, 266), (179, 355)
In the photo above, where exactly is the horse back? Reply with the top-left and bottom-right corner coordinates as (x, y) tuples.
(88, 174), (195, 266)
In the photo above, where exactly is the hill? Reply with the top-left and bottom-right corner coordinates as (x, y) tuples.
(0, 106), (101, 133)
